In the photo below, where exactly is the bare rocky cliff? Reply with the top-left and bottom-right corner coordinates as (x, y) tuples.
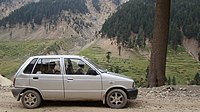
(182, 37), (200, 61)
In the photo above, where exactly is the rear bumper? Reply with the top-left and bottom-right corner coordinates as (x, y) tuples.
(11, 87), (25, 101)
(127, 88), (138, 99)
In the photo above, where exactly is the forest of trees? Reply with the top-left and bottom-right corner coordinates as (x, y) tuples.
(0, 0), (88, 27)
(101, 0), (200, 50)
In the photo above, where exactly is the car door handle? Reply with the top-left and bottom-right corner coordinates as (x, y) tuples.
(33, 77), (39, 79)
(67, 78), (73, 80)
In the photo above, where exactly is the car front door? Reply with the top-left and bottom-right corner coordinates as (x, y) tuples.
(64, 58), (102, 100)
(29, 58), (64, 100)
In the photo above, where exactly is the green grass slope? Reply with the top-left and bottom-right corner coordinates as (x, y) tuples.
(166, 47), (200, 85)
(0, 39), (199, 86)
(79, 41), (200, 86)
(78, 43), (149, 86)
(0, 39), (74, 78)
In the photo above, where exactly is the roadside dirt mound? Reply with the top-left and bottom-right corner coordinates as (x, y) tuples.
(0, 75), (12, 86)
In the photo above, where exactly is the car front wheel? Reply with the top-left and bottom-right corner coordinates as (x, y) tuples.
(21, 90), (41, 109)
(106, 89), (127, 109)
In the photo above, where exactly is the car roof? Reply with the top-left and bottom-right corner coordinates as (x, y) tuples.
(30, 55), (85, 59)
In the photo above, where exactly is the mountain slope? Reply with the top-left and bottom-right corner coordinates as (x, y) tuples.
(101, 0), (200, 50)
(0, 0), (121, 42)
(0, 0), (89, 27)
(0, 0), (125, 78)
(0, 0), (39, 20)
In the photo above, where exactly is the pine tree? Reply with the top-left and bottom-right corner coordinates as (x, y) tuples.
(167, 76), (171, 85)
(172, 76), (176, 85)
(194, 73), (200, 85)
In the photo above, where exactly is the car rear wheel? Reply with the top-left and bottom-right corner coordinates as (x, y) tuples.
(21, 90), (41, 109)
(106, 89), (127, 109)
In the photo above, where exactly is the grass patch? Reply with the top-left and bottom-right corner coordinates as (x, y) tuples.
(0, 39), (198, 86)
(79, 43), (199, 85)
(0, 39), (74, 79)
(79, 44), (149, 85)
(166, 47), (199, 85)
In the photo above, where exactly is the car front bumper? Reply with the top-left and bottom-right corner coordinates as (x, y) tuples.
(127, 88), (138, 99)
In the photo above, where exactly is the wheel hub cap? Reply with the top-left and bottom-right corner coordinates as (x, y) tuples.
(24, 93), (37, 106)
(110, 92), (124, 105)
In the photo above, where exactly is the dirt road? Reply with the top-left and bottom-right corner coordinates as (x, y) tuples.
(0, 86), (200, 112)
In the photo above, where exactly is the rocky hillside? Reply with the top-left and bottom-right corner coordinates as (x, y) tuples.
(0, 0), (127, 52)
(0, 0), (39, 20)
(101, 0), (200, 50)
(0, 0), (130, 78)
(0, 0), (123, 39)
(183, 37), (200, 61)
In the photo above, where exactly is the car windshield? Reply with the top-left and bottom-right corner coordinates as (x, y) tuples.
(84, 57), (107, 73)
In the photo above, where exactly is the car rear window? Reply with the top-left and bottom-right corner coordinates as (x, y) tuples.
(23, 58), (38, 74)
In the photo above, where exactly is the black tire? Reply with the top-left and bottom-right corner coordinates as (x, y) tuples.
(106, 89), (127, 109)
(21, 90), (41, 109)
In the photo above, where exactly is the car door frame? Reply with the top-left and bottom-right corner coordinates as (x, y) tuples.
(29, 57), (65, 100)
(63, 57), (103, 100)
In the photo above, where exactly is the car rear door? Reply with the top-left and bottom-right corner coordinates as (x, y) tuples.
(29, 58), (64, 100)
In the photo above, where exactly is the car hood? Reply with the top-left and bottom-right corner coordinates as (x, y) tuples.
(107, 72), (133, 80)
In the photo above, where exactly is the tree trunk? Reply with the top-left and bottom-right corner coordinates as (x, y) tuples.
(148, 0), (171, 87)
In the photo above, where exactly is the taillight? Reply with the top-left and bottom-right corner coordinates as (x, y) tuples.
(13, 77), (16, 87)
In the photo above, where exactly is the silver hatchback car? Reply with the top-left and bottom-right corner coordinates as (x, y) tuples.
(11, 55), (138, 109)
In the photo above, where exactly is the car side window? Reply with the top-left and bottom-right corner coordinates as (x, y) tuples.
(23, 58), (38, 74)
(64, 58), (97, 75)
(32, 58), (61, 74)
